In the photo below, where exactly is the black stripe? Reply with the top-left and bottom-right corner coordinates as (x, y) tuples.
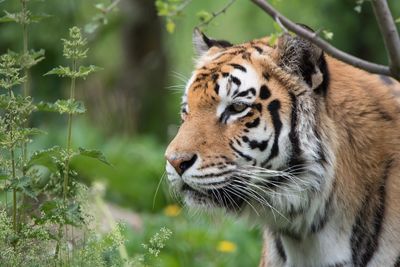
(314, 53), (330, 96)
(229, 141), (253, 161)
(231, 75), (241, 86)
(275, 237), (286, 262)
(350, 159), (392, 267)
(229, 63), (247, 72)
(263, 100), (282, 164)
(259, 85), (271, 99)
(242, 136), (269, 151)
(263, 72), (270, 80)
(245, 117), (260, 128)
(191, 170), (233, 178)
(394, 254), (400, 267)
(287, 93), (304, 168)
(310, 184), (334, 233)
(234, 87), (256, 98)
(253, 103), (262, 113)
(253, 45), (263, 54)
(326, 262), (349, 267)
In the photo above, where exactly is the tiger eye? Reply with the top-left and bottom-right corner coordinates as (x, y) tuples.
(231, 102), (247, 113)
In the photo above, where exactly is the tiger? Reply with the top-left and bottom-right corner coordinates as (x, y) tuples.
(165, 27), (400, 267)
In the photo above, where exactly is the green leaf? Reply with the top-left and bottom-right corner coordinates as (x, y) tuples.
(76, 147), (110, 165)
(27, 146), (61, 173)
(196, 10), (212, 23)
(0, 169), (8, 180)
(268, 34), (278, 46)
(396, 17), (400, 24)
(36, 101), (59, 113)
(322, 30), (334, 40)
(41, 200), (57, 214)
(75, 65), (102, 79)
(44, 66), (72, 77)
(21, 127), (46, 137)
(56, 99), (86, 115)
(8, 176), (38, 200)
(0, 11), (19, 23)
(95, 3), (106, 12)
(273, 21), (283, 34)
(37, 100), (86, 115)
(84, 22), (99, 34)
(30, 13), (52, 23)
(166, 19), (176, 33)
(65, 202), (83, 226)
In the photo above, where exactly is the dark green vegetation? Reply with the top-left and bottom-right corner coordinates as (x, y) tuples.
(0, 0), (399, 266)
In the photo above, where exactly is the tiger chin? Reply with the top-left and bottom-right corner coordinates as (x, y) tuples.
(165, 27), (400, 267)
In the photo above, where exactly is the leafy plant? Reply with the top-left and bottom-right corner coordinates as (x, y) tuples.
(0, 1), (140, 266)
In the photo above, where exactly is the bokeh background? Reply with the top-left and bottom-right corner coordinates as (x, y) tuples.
(1, 0), (399, 266)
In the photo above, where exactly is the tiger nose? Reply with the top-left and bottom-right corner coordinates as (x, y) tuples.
(166, 153), (198, 176)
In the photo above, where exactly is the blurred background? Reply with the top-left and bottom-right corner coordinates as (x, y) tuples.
(1, 0), (399, 266)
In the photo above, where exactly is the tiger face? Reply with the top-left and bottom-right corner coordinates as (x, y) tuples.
(165, 29), (332, 220)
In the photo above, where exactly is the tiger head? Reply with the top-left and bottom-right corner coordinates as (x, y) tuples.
(165, 29), (334, 223)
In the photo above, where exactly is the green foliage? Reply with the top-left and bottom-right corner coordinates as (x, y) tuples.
(0, 54), (26, 90)
(46, 27), (101, 80)
(155, 0), (192, 33)
(37, 99), (86, 115)
(196, 10), (212, 24)
(0, 1), (137, 266)
(85, 0), (121, 35)
(126, 210), (261, 267)
(322, 30), (334, 40)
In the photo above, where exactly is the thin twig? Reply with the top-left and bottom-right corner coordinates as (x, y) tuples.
(197, 0), (237, 28)
(371, 0), (400, 79)
(250, 0), (394, 78)
(169, 0), (193, 17)
(105, 0), (121, 13)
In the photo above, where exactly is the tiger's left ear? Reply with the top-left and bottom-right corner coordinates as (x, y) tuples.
(193, 28), (232, 57)
(275, 32), (327, 91)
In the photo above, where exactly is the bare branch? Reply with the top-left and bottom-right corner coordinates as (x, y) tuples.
(250, 0), (393, 78)
(371, 0), (400, 79)
(197, 0), (237, 28)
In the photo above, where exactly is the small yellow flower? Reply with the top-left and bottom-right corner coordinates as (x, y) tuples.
(217, 240), (237, 253)
(163, 204), (181, 217)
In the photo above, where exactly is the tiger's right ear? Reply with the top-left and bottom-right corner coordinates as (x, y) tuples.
(193, 28), (232, 57)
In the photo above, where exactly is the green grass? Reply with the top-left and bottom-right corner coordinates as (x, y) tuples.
(125, 209), (262, 267)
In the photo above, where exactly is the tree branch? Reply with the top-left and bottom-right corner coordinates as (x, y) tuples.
(371, 0), (400, 79)
(250, 0), (394, 78)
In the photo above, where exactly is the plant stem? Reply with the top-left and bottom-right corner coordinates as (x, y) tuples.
(21, 0), (30, 130)
(11, 149), (17, 233)
(63, 59), (76, 201)
(8, 89), (17, 237)
(20, 0), (30, 232)
(21, 0), (29, 97)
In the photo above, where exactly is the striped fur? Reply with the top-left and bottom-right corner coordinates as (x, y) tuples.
(165, 31), (400, 267)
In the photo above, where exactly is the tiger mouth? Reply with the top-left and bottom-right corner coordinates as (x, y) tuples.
(181, 181), (246, 210)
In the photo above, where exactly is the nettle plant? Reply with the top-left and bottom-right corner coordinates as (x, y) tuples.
(0, 1), (173, 266)
(0, 1), (131, 266)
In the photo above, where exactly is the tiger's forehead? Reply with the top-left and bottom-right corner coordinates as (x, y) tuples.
(184, 38), (307, 104)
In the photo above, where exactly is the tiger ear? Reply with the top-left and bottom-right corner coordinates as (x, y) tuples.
(193, 28), (232, 57)
(275, 30), (326, 91)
